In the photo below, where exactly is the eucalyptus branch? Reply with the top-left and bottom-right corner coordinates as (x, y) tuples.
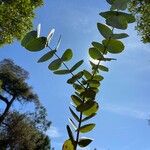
(21, 0), (136, 149)
(47, 45), (86, 89)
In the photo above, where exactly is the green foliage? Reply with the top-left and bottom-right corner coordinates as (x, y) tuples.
(0, 111), (51, 150)
(0, 0), (43, 46)
(128, 0), (150, 43)
(21, 0), (135, 149)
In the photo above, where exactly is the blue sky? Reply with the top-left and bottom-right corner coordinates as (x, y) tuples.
(1, 0), (150, 149)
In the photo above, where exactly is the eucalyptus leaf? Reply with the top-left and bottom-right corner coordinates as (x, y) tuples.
(53, 69), (70, 75)
(78, 138), (93, 147)
(21, 30), (37, 47)
(62, 49), (73, 62)
(62, 139), (75, 150)
(66, 125), (74, 143)
(70, 60), (84, 72)
(69, 107), (80, 122)
(48, 59), (62, 70)
(97, 23), (113, 39)
(82, 113), (96, 122)
(98, 65), (109, 72)
(83, 102), (99, 116)
(69, 118), (77, 130)
(78, 123), (95, 133)
(112, 33), (129, 39)
(38, 50), (56, 63)
(89, 47), (103, 60)
(106, 15), (128, 30)
(92, 42), (105, 54)
(111, 0), (130, 10)
(102, 39), (125, 54)
(47, 28), (55, 46)
(100, 11), (135, 24)
(77, 101), (96, 113)
(71, 95), (82, 107)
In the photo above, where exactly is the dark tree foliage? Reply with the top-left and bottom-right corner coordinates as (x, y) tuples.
(0, 0), (43, 46)
(128, 0), (150, 43)
(0, 59), (40, 124)
(0, 111), (51, 150)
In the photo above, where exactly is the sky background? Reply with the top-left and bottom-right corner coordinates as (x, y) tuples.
(1, 0), (150, 149)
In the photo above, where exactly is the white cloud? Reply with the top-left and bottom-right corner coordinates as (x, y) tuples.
(103, 103), (150, 120)
(46, 126), (61, 138)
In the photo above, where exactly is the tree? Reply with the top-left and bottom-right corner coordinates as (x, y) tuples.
(128, 0), (150, 43)
(0, 111), (51, 150)
(0, 59), (40, 124)
(0, 0), (43, 46)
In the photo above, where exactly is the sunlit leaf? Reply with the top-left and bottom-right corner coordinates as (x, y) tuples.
(93, 75), (104, 81)
(62, 139), (75, 150)
(71, 95), (82, 107)
(82, 113), (96, 122)
(47, 28), (55, 45)
(83, 70), (92, 80)
(92, 42), (106, 54)
(56, 35), (61, 50)
(98, 65), (109, 72)
(73, 83), (85, 93)
(38, 50), (56, 63)
(102, 39), (125, 54)
(37, 23), (41, 38)
(83, 102), (99, 116)
(69, 118), (77, 130)
(77, 101), (96, 112)
(78, 123), (95, 133)
(89, 47), (103, 60)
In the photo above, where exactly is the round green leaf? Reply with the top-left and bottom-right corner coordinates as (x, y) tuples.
(78, 138), (93, 147)
(92, 42), (105, 54)
(78, 123), (95, 133)
(38, 50), (56, 63)
(71, 95), (82, 107)
(89, 47), (103, 60)
(100, 11), (135, 24)
(106, 15), (128, 30)
(48, 59), (62, 70)
(111, 0), (130, 10)
(77, 101), (96, 112)
(83, 102), (99, 116)
(62, 49), (73, 62)
(62, 139), (75, 150)
(21, 30), (37, 47)
(24, 37), (47, 51)
(97, 23), (113, 39)
(102, 39), (125, 54)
